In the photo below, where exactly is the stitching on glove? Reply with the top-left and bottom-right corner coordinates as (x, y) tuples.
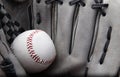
(45, 0), (63, 42)
(99, 26), (112, 64)
(68, 0), (86, 54)
(87, 0), (109, 62)
(92, 0), (109, 16)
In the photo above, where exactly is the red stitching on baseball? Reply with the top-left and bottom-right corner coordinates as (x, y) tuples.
(26, 30), (54, 64)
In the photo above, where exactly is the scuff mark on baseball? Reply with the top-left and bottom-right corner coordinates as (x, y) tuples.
(11, 30), (56, 73)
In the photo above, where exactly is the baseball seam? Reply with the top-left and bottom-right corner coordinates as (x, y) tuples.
(26, 30), (54, 64)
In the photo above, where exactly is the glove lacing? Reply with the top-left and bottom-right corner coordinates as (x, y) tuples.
(0, 4), (25, 45)
(88, 0), (109, 62)
(45, 0), (63, 42)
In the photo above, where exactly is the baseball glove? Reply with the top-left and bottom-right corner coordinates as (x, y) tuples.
(0, 0), (119, 77)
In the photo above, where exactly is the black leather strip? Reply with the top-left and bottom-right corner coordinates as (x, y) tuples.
(99, 26), (112, 64)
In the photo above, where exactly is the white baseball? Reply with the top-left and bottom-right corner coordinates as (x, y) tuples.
(11, 30), (56, 73)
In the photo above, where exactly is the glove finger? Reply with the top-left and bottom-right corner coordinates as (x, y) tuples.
(87, 0), (120, 76)
(70, 0), (97, 75)
(71, 0), (96, 57)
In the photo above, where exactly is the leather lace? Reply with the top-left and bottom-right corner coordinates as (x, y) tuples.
(88, 0), (109, 62)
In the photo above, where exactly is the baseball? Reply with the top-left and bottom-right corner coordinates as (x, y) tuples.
(11, 30), (56, 73)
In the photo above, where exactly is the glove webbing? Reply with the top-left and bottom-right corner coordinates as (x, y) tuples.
(0, 4), (25, 45)
(0, 3), (25, 77)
